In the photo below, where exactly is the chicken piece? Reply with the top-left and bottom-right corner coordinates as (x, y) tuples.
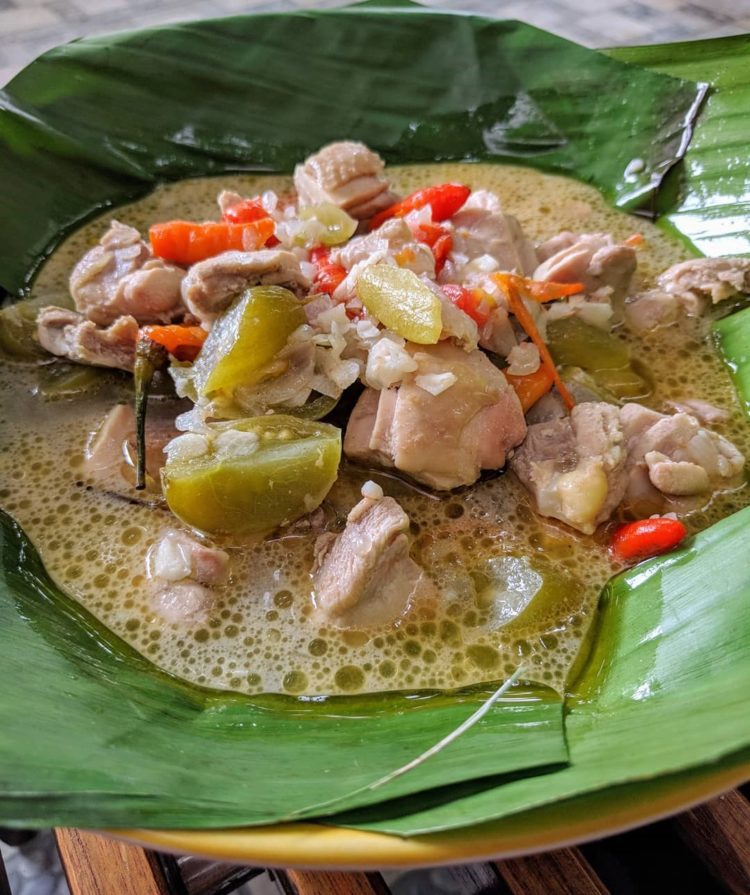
(149, 529), (229, 586)
(294, 141), (396, 221)
(147, 529), (229, 624)
(83, 404), (135, 476)
(533, 232), (636, 297)
(312, 492), (425, 627)
(83, 403), (180, 492)
(344, 343), (526, 490)
(70, 220), (185, 326)
(620, 403), (745, 500)
(478, 304), (518, 356)
(151, 583), (214, 625)
(181, 249), (310, 325)
(332, 218), (433, 276)
(623, 289), (678, 335)
(450, 192), (538, 276)
(665, 398), (730, 425)
(36, 306), (138, 371)
(511, 402), (627, 534)
(625, 257), (750, 334)
(658, 257), (750, 305)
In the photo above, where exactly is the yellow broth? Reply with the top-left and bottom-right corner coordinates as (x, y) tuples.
(1, 163), (748, 697)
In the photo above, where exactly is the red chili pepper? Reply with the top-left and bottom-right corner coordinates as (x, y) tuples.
(222, 198), (268, 224)
(223, 200), (280, 246)
(415, 223), (453, 275)
(310, 246), (347, 295)
(369, 183), (471, 230)
(309, 246), (330, 266)
(442, 284), (496, 327)
(610, 517), (687, 563)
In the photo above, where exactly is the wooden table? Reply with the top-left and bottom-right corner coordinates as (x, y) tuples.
(39, 785), (750, 895)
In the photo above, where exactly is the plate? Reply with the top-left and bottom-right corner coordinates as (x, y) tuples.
(0, 3), (748, 865)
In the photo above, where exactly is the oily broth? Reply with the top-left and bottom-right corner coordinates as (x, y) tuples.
(2, 162), (748, 698)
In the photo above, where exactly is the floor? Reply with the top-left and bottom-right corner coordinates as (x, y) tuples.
(1, 0), (749, 893)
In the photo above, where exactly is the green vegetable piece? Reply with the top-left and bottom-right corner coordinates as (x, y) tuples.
(192, 286), (306, 397)
(549, 318), (651, 400)
(34, 363), (114, 399)
(595, 365), (652, 400)
(714, 306), (750, 418)
(0, 303), (45, 360)
(547, 317), (629, 370)
(298, 203), (357, 246)
(273, 392), (341, 420)
(357, 264), (442, 344)
(162, 415), (341, 535)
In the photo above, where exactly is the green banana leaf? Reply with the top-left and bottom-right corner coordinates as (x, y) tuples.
(608, 36), (750, 257)
(714, 306), (750, 416)
(339, 505), (750, 833)
(0, 511), (566, 828)
(0, 7), (705, 296)
(0, 5), (749, 835)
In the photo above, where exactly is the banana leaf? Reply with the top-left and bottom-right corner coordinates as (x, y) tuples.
(0, 6), (749, 835)
(338, 505), (750, 833)
(0, 7), (705, 296)
(714, 306), (750, 416)
(608, 36), (750, 257)
(0, 511), (566, 828)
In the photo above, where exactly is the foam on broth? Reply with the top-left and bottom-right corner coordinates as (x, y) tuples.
(1, 163), (747, 697)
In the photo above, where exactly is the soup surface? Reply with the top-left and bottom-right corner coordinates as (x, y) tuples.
(1, 162), (747, 697)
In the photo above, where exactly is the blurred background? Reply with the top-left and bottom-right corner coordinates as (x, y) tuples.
(1, 0), (749, 893)
(1, 0), (750, 86)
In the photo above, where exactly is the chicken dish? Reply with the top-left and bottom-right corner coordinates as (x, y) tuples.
(1, 141), (748, 697)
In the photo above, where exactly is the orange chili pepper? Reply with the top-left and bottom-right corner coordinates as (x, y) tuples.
(142, 324), (207, 362)
(149, 218), (276, 266)
(504, 365), (555, 412)
(493, 273), (575, 411)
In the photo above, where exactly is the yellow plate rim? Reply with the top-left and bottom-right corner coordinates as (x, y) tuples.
(110, 757), (750, 869)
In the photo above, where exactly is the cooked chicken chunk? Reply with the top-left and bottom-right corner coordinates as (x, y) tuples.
(625, 257), (750, 334)
(151, 583), (215, 624)
(294, 141), (396, 221)
(665, 398), (729, 425)
(658, 257), (750, 305)
(148, 529), (229, 624)
(83, 403), (180, 491)
(181, 249), (310, 325)
(534, 232), (636, 297)
(511, 402), (628, 534)
(70, 220), (185, 326)
(332, 218), (434, 280)
(620, 403), (745, 500)
(623, 289), (678, 334)
(149, 529), (229, 586)
(450, 191), (538, 275)
(345, 343), (526, 490)
(312, 492), (426, 627)
(36, 307), (138, 371)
